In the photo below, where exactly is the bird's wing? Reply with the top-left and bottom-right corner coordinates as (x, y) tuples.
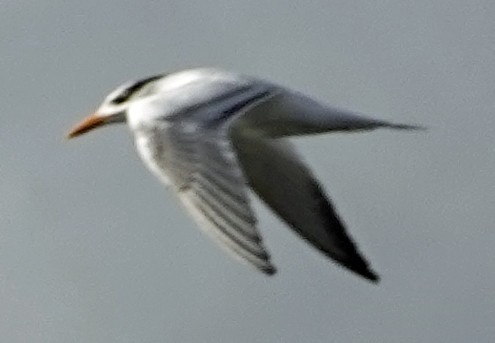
(134, 86), (278, 275)
(232, 135), (379, 282)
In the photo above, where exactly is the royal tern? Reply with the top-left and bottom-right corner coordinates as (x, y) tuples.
(67, 68), (422, 282)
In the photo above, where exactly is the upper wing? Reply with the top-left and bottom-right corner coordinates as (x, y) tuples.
(134, 85), (278, 275)
(232, 135), (379, 282)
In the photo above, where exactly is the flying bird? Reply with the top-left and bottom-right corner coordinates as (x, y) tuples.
(67, 68), (422, 282)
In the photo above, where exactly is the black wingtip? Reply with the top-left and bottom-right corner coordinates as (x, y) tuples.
(361, 269), (380, 283)
(262, 265), (277, 276)
(340, 258), (380, 283)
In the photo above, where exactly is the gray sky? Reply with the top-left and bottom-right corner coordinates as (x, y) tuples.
(1, 1), (494, 342)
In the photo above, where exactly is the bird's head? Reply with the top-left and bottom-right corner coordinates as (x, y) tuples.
(67, 74), (163, 139)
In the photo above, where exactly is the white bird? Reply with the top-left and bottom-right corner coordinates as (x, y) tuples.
(68, 68), (422, 282)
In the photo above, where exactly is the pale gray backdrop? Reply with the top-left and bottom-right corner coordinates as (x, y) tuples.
(1, 1), (494, 342)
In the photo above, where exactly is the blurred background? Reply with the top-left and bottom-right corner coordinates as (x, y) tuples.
(1, 1), (494, 342)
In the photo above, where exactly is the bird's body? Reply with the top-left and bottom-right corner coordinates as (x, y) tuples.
(68, 68), (421, 282)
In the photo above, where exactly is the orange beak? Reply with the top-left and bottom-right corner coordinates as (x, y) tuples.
(67, 113), (107, 139)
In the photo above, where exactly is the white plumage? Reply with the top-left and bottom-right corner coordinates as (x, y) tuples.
(68, 68), (422, 282)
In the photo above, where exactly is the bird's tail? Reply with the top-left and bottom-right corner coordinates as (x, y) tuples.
(380, 122), (427, 131)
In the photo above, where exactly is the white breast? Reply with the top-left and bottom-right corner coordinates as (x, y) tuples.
(134, 133), (172, 187)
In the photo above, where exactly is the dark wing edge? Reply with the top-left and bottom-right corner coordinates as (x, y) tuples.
(177, 128), (276, 275)
(233, 136), (379, 282)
